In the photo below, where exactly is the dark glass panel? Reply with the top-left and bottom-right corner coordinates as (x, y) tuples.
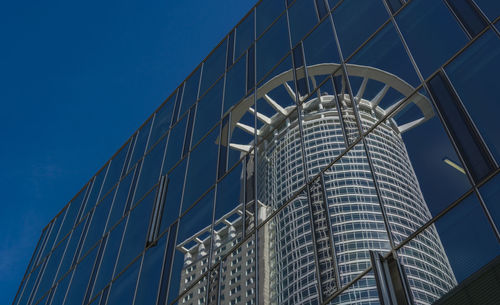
(123, 161), (142, 214)
(39, 208), (66, 260)
(396, 0), (469, 78)
(16, 258), (43, 305)
(172, 86), (183, 124)
(227, 30), (235, 68)
(26, 226), (50, 275)
(106, 170), (133, 231)
(91, 219), (126, 299)
(256, 14), (290, 82)
(105, 259), (140, 305)
(163, 114), (187, 173)
(224, 55), (247, 114)
(235, 11), (255, 61)
(149, 96), (174, 150)
(134, 136), (167, 205)
(192, 77), (223, 146)
(128, 118), (153, 171)
(159, 159), (186, 234)
(256, 0), (285, 37)
(55, 219), (85, 282)
(479, 173), (500, 232)
(133, 234), (167, 305)
(47, 270), (72, 305)
(446, 0), (488, 37)
(445, 30), (500, 164)
(115, 189), (155, 276)
(247, 45), (255, 93)
(302, 16), (340, 91)
(81, 165), (109, 220)
(293, 43), (309, 97)
(56, 185), (89, 245)
(474, 0), (500, 20)
(427, 72), (495, 182)
(156, 223), (177, 305)
(398, 194), (500, 304)
(180, 67), (202, 116)
(386, 0), (403, 14)
(182, 107), (196, 157)
(200, 41), (227, 97)
(315, 0), (329, 19)
(168, 190), (214, 303)
(83, 237), (107, 305)
(101, 142), (129, 197)
(64, 246), (98, 305)
(80, 188), (116, 259)
(182, 128), (218, 212)
(288, 0), (318, 47)
(333, 0), (388, 59)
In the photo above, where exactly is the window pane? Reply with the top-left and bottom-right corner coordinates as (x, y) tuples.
(55, 219), (85, 282)
(101, 141), (129, 197)
(180, 67), (202, 117)
(333, 0), (388, 59)
(47, 270), (72, 305)
(256, 0), (285, 37)
(163, 114), (187, 173)
(182, 128), (218, 212)
(133, 234), (167, 305)
(224, 55), (247, 114)
(91, 219), (126, 299)
(133, 136), (167, 204)
(398, 194), (500, 304)
(288, 0), (318, 47)
(200, 40), (227, 97)
(149, 96), (174, 150)
(192, 77), (223, 146)
(479, 173), (500, 232)
(235, 11), (255, 61)
(128, 118), (153, 171)
(396, 0), (469, 78)
(56, 185), (88, 245)
(445, 30), (500, 163)
(446, 0), (488, 37)
(159, 159), (186, 234)
(106, 169), (133, 232)
(475, 0), (500, 20)
(256, 14), (290, 82)
(64, 246), (98, 305)
(105, 259), (140, 305)
(115, 189), (155, 276)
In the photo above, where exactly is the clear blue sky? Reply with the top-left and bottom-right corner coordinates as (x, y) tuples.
(0, 0), (255, 302)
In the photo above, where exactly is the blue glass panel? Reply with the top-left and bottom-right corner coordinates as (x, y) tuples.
(31, 238), (68, 304)
(80, 187), (116, 259)
(256, 15), (290, 82)
(179, 67), (201, 117)
(115, 189), (155, 276)
(47, 270), (72, 305)
(479, 173), (500, 232)
(159, 160), (186, 234)
(224, 55), (247, 113)
(128, 118), (153, 171)
(106, 170), (133, 231)
(192, 78), (223, 147)
(247, 45), (255, 93)
(133, 234), (167, 305)
(149, 96), (174, 150)
(163, 114), (187, 173)
(315, 0), (329, 19)
(91, 219), (126, 299)
(64, 246), (98, 305)
(156, 223), (177, 305)
(445, 30), (500, 164)
(39, 208), (66, 260)
(235, 11), (254, 61)
(56, 185), (89, 245)
(396, 0), (468, 78)
(288, 0), (318, 47)
(200, 41), (227, 97)
(475, 0), (500, 20)
(81, 165), (109, 220)
(101, 141), (130, 196)
(17, 262), (42, 305)
(446, 0), (488, 37)
(227, 30), (235, 68)
(256, 0), (285, 37)
(134, 136), (167, 205)
(182, 107), (196, 156)
(55, 219), (85, 282)
(105, 259), (140, 305)
(333, 0), (388, 59)
(182, 128), (218, 212)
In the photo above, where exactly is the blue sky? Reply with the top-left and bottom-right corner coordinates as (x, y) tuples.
(0, 0), (255, 302)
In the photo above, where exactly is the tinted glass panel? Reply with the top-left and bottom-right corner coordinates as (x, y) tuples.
(179, 67), (201, 116)
(159, 159), (186, 234)
(224, 55), (247, 113)
(479, 173), (500, 232)
(134, 136), (167, 204)
(200, 40), (227, 96)
(64, 246), (98, 305)
(81, 165), (109, 219)
(256, 15), (290, 82)
(256, 0), (284, 37)
(101, 142), (129, 197)
(128, 118), (153, 171)
(289, 0), (318, 47)
(57, 186), (88, 244)
(192, 77), (223, 146)
(149, 96), (174, 149)
(235, 11), (254, 61)
(163, 114), (187, 173)
(396, 0), (468, 78)
(105, 259), (140, 305)
(475, 0), (500, 20)
(106, 170), (133, 231)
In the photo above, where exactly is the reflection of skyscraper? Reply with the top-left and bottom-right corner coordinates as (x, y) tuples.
(176, 63), (456, 305)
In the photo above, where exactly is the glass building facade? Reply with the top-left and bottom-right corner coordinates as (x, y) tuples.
(12, 1), (500, 305)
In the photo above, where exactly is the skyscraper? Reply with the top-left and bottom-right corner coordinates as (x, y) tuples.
(12, 1), (500, 305)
